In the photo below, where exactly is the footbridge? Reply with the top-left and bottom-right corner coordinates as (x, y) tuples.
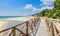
(0, 17), (60, 36)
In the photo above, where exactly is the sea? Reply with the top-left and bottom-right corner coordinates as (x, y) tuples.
(0, 16), (22, 19)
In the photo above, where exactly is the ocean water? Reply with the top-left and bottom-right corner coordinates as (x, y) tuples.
(0, 16), (22, 19)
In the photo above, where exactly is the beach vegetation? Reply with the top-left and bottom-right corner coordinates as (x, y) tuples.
(37, 0), (60, 19)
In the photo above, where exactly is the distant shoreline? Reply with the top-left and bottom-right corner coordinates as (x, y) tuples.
(0, 16), (23, 19)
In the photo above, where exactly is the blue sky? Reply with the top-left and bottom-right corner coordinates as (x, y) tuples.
(0, 0), (55, 16)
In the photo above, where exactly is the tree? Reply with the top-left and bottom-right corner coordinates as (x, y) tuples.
(37, 0), (60, 19)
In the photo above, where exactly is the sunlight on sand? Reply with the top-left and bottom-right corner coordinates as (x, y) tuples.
(0, 21), (8, 36)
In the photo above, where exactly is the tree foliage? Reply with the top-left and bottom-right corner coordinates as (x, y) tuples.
(38, 0), (60, 19)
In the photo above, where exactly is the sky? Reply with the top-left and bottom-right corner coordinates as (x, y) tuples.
(0, 0), (55, 16)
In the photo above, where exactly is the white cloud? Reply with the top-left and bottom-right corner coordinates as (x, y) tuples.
(33, 6), (54, 12)
(41, 0), (55, 5)
(39, 0), (55, 11)
(25, 4), (32, 9)
(40, 6), (54, 11)
(24, 4), (54, 12)
(25, 4), (39, 12)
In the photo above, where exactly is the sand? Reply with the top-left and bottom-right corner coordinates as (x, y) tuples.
(0, 16), (34, 36)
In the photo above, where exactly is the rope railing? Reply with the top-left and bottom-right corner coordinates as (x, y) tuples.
(0, 17), (40, 36)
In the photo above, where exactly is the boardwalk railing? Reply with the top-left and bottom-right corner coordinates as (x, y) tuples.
(45, 19), (60, 36)
(0, 17), (40, 36)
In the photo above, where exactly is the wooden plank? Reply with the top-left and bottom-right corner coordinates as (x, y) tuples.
(25, 21), (29, 36)
(51, 22), (55, 36)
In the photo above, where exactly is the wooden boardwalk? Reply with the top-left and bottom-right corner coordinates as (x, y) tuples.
(0, 17), (60, 36)
(36, 18), (50, 36)
(35, 18), (60, 36)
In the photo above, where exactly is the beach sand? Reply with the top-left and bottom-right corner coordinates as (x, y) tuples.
(0, 17), (33, 36)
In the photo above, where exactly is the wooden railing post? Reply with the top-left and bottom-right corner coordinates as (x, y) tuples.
(12, 27), (16, 36)
(26, 21), (29, 36)
(51, 22), (55, 36)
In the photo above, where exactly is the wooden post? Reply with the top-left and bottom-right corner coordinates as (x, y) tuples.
(54, 25), (59, 36)
(12, 27), (16, 36)
(55, 25), (59, 34)
(26, 21), (29, 36)
(9, 29), (13, 36)
(51, 22), (55, 36)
